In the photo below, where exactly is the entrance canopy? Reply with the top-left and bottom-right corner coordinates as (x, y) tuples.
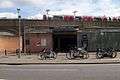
(0, 31), (15, 36)
(52, 26), (78, 32)
(0, 28), (17, 36)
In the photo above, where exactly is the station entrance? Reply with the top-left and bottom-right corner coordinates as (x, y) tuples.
(53, 31), (77, 52)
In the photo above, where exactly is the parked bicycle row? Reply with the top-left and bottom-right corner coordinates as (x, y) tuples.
(38, 47), (118, 60)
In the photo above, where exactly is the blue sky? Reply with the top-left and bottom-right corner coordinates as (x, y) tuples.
(0, 0), (120, 19)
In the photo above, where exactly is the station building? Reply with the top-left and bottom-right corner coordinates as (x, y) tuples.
(0, 15), (120, 54)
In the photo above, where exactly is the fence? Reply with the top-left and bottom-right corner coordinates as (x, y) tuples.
(77, 28), (120, 51)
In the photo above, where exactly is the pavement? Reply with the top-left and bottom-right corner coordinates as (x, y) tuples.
(0, 64), (120, 80)
(0, 52), (120, 64)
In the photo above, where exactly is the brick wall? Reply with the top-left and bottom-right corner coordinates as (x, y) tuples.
(26, 33), (53, 53)
(0, 36), (19, 54)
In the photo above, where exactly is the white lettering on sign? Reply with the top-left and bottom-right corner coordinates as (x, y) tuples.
(36, 41), (40, 47)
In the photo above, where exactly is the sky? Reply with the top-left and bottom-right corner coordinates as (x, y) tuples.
(0, 0), (120, 19)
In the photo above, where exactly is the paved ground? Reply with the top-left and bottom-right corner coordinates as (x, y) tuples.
(0, 64), (120, 80)
(0, 52), (120, 64)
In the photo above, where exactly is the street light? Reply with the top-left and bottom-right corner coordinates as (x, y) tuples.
(17, 8), (22, 58)
(46, 9), (50, 20)
(46, 9), (51, 27)
(73, 11), (78, 30)
(73, 11), (78, 48)
(46, 9), (50, 15)
(73, 11), (78, 18)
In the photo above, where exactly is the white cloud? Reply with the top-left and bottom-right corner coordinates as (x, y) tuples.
(0, 0), (120, 18)
(28, 13), (43, 19)
(38, 0), (95, 16)
(48, 0), (120, 17)
(0, 12), (17, 19)
(0, 1), (14, 8)
(13, 0), (50, 6)
(27, 0), (48, 5)
(89, 0), (120, 17)
(27, 0), (120, 18)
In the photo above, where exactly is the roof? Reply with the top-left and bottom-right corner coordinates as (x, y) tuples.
(0, 31), (15, 36)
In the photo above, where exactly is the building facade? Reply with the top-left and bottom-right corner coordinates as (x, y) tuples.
(0, 16), (120, 53)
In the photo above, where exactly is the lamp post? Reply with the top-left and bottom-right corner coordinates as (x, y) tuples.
(17, 8), (22, 58)
(73, 11), (78, 48)
(73, 11), (78, 27)
(46, 9), (50, 20)
(73, 11), (78, 18)
(46, 9), (51, 27)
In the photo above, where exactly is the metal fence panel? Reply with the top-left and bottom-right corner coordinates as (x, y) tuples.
(77, 29), (120, 51)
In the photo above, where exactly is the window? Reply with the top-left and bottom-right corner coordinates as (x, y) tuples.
(41, 38), (47, 46)
(26, 39), (30, 45)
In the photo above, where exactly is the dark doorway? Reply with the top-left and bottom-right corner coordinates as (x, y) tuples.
(53, 32), (77, 52)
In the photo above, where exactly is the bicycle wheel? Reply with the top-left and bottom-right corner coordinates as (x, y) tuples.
(66, 50), (74, 59)
(96, 52), (103, 59)
(111, 51), (117, 58)
(52, 52), (57, 59)
(83, 52), (89, 59)
(40, 54), (45, 60)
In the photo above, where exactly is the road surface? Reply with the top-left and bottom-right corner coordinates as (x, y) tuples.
(0, 64), (120, 80)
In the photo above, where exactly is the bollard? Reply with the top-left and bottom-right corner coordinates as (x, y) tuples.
(16, 49), (20, 58)
(5, 49), (7, 56)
